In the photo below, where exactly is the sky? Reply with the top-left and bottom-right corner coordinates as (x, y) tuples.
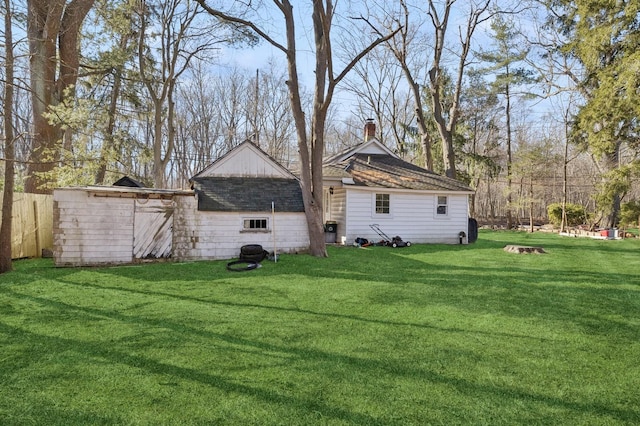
(203, 1), (564, 133)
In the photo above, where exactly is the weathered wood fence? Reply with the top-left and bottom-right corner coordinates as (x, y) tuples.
(0, 193), (53, 259)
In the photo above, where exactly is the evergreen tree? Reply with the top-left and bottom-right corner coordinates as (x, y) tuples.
(549, 0), (640, 226)
(477, 14), (538, 229)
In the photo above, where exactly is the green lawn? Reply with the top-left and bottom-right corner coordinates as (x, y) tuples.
(1, 231), (639, 425)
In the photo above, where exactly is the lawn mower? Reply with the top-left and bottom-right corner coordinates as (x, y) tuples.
(369, 224), (411, 248)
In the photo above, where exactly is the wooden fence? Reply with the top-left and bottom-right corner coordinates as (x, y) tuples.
(0, 193), (53, 259)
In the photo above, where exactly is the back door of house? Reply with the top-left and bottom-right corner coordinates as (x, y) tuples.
(133, 198), (175, 259)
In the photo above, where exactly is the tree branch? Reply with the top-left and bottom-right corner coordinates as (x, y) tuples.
(338, 16), (402, 86)
(194, 0), (288, 54)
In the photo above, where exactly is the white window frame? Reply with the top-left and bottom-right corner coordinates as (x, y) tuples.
(241, 217), (270, 233)
(373, 193), (391, 217)
(435, 195), (448, 217)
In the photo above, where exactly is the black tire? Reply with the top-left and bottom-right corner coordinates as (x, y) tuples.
(406, 241), (411, 247)
(240, 250), (268, 263)
(240, 244), (264, 255)
(392, 242), (397, 248)
(227, 260), (259, 272)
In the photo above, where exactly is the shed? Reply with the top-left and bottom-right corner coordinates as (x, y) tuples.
(53, 186), (193, 266)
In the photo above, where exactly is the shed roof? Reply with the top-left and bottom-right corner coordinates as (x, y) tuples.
(55, 185), (193, 198)
(112, 176), (145, 188)
(191, 177), (305, 212)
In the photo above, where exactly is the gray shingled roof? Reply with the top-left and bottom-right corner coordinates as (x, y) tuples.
(325, 154), (473, 192)
(191, 177), (305, 212)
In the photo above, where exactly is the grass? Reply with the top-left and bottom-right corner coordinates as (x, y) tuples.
(0, 230), (639, 425)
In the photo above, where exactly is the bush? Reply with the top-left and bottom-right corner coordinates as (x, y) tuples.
(547, 203), (587, 226)
(620, 200), (640, 228)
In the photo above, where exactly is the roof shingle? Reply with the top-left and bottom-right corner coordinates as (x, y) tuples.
(325, 154), (472, 192)
(191, 177), (305, 212)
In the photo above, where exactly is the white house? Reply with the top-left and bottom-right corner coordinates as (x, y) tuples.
(53, 141), (309, 266)
(322, 125), (475, 245)
(53, 128), (475, 266)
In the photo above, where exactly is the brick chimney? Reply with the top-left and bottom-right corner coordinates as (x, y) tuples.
(364, 119), (376, 141)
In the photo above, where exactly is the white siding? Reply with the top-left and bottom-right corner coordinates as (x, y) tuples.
(324, 188), (347, 243)
(197, 143), (292, 178)
(54, 189), (310, 265)
(53, 189), (135, 266)
(343, 188), (469, 245)
(173, 195), (309, 260)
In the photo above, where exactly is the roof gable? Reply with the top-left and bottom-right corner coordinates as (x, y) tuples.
(192, 140), (295, 179)
(324, 138), (398, 165)
(112, 176), (145, 188)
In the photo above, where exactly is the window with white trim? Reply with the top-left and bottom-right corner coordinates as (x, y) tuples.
(436, 196), (448, 216)
(242, 218), (269, 231)
(375, 193), (390, 214)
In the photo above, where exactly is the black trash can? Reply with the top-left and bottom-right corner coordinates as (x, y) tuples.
(324, 221), (337, 243)
(468, 218), (478, 243)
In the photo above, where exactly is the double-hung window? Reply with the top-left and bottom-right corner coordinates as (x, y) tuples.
(375, 193), (390, 215)
(436, 196), (448, 216)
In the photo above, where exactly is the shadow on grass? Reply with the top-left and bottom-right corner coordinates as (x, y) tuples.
(13, 234), (637, 342)
(2, 232), (639, 423)
(1, 293), (638, 424)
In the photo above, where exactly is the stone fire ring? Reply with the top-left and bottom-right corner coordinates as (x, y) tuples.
(503, 245), (546, 254)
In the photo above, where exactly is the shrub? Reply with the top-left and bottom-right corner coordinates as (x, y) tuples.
(620, 200), (640, 228)
(547, 203), (587, 226)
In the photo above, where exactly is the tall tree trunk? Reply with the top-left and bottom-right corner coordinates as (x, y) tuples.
(595, 143), (622, 228)
(1, 0), (16, 273)
(390, 2), (433, 170)
(505, 82), (513, 229)
(25, 0), (95, 194)
(560, 113), (570, 233)
(529, 176), (534, 233)
(426, 0), (490, 179)
(307, 0), (332, 257)
(95, 69), (122, 184)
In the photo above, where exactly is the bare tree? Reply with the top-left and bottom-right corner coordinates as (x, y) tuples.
(1, 0), (16, 273)
(172, 61), (221, 184)
(195, 0), (400, 257)
(136, 0), (226, 188)
(381, 0), (436, 169)
(249, 62), (297, 165)
(342, 39), (415, 158)
(376, 0), (492, 177)
(427, 0), (492, 179)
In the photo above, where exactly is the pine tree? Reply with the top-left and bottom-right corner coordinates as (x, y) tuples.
(477, 15), (538, 229)
(549, 0), (640, 226)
